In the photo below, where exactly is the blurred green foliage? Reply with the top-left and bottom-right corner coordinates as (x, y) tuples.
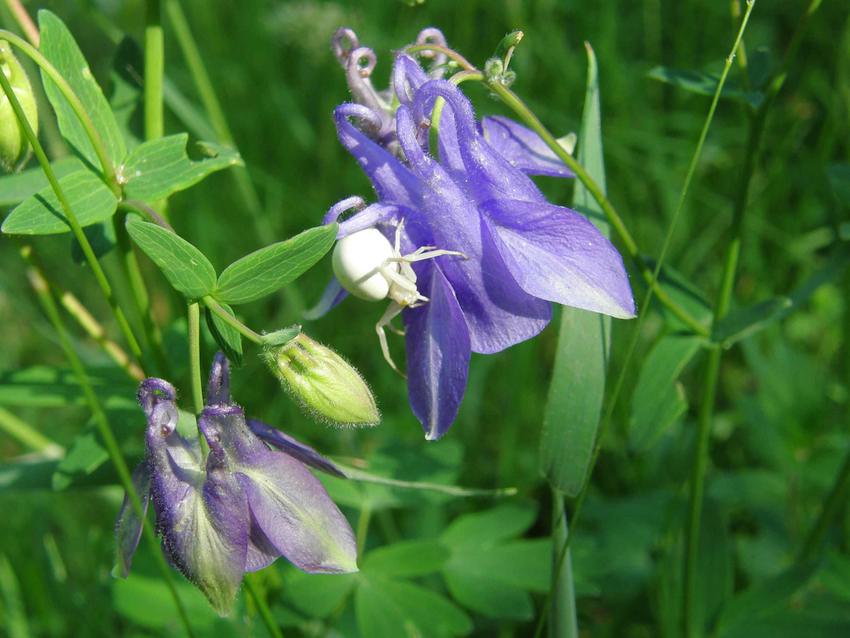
(0, 0), (848, 636)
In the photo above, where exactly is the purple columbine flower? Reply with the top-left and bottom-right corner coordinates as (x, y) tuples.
(314, 35), (635, 440)
(114, 353), (357, 615)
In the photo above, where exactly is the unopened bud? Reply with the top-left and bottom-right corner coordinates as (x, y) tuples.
(0, 41), (38, 172)
(264, 333), (380, 427)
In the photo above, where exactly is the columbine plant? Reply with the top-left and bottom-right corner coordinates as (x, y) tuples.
(315, 29), (636, 439)
(115, 353), (357, 615)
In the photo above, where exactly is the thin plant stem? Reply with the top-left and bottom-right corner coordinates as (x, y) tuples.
(356, 504), (371, 562)
(114, 212), (171, 376)
(534, 6), (757, 635)
(187, 302), (204, 414)
(0, 405), (62, 455)
(0, 30), (120, 194)
(683, 2), (822, 634)
(548, 488), (578, 638)
(3, 0), (38, 46)
(164, 0), (272, 242)
(20, 246), (196, 638)
(337, 464), (518, 498)
(0, 65), (144, 365)
(245, 575), (284, 638)
(203, 296), (265, 344)
(144, 0), (164, 141)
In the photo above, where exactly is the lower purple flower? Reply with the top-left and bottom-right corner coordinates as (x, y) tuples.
(114, 354), (357, 615)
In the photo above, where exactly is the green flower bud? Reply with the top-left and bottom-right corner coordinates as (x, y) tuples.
(265, 333), (380, 427)
(0, 41), (38, 172)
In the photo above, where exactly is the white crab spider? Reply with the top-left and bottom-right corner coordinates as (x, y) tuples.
(332, 222), (465, 375)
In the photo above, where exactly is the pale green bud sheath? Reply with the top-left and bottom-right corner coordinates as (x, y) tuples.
(265, 333), (380, 427)
(0, 40), (38, 171)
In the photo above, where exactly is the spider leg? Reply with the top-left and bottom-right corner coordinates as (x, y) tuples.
(389, 248), (466, 264)
(376, 301), (406, 377)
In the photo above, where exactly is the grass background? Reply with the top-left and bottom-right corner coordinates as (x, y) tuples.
(0, 0), (848, 635)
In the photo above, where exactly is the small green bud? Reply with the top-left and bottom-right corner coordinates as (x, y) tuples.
(0, 41), (39, 172)
(265, 333), (380, 427)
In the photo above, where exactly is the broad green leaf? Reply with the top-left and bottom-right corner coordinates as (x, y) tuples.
(540, 43), (610, 496)
(281, 570), (357, 619)
(713, 297), (792, 347)
(112, 573), (222, 632)
(441, 502), (537, 546)
(0, 455), (118, 492)
(38, 10), (126, 168)
(126, 216), (217, 299)
(0, 366), (135, 410)
(214, 224), (338, 305)
(0, 157), (83, 207)
(362, 540), (448, 578)
(648, 66), (763, 108)
(629, 334), (701, 451)
(51, 421), (108, 490)
(356, 575), (472, 638)
(714, 562), (819, 637)
(205, 304), (243, 365)
(122, 134), (242, 202)
(1, 170), (117, 235)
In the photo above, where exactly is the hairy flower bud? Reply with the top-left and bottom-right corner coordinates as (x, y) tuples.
(0, 41), (38, 172)
(265, 333), (380, 427)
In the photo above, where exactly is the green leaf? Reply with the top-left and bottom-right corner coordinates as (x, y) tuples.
(51, 422), (108, 490)
(694, 500), (733, 634)
(38, 10), (126, 168)
(440, 504), (550, 620)
(714, 562), (819, 637)
(112, 573), (222, 632)
(205, 304), (243, 365)
(648, 65), (763, 108)
(261, 325), (301, 347)
(122, 133), (242, 202)
(126, 216), (217, 299)
(1, 170), (117, 235)
(629, 334), (701, 451)
(362, 540), (449, 578)
(0, 366), (136, 410)
(828, 163), (850, 207)
(0, 157), (84, 207)
(540, 43), (610, 496)
(281, 570), (357, 619)
(356, 575), (472, 638)
(214, 224), (338, 305)
(650, 260), (714, 330)
(713, 297), (793, 347)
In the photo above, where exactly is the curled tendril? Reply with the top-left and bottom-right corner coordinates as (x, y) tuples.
(415, 28), (449, 78)
(348, 46), (377, 79)
(331, 27), (359, 65)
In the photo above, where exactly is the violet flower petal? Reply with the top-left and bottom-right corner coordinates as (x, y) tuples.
(334, 103), (421, 208)
(404, 263), (471, 439)
(396, 105), (551, 353)
(247, 418), (345, 478)
(113, 461), (151, 578)
(480, 116), (575, 178)
(481, 198), (636, 319)
(304, 277), (348, 320)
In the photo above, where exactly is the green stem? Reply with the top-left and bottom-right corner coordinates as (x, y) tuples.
(0, 30), (120, 194)
(337, 464), (517, 497)
(0, 405), (62, 455)
(187, 302), (204, 413)
(114, 212), (170, 376)
(355, 504), (371, 562)
(20, 246), (196, 638)
(487, 81), (709, 337)
(548, 489), (578, 638)
(0, 66), (144, 365)
(245, 575), (284, 638)
(164, 0), (271, 242)
(203, 296), (264, 344)
(144, 0), (164, 141)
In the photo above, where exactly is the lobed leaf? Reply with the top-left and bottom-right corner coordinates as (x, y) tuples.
(51, 422), (108, 490)
(214, 224), (338, 305)
(1, 170), (117, 235)
(361, 540), (449, 578)
(126, 216), (217, 299)
(121, 133), (241, 201)
(38, 10), (126, 168)
(539, 43), (610, 496)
